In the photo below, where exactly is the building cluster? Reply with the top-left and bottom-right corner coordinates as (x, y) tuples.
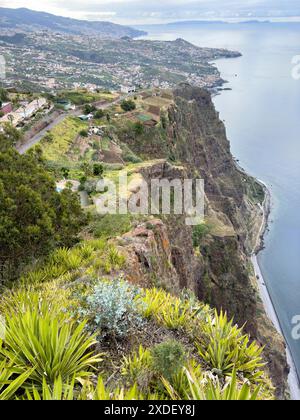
(0, 97), (48, 128)
(0, 102), (13, 115)
(0, 30), (225, 94)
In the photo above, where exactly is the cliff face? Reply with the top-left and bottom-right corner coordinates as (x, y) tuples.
(117, 84), (288, 398)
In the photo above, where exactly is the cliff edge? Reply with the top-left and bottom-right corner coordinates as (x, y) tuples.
(115, 84), (289, 398)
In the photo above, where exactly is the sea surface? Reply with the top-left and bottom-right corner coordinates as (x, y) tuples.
(138, 21), (300, 383)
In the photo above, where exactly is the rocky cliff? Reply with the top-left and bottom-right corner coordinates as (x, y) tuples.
(115, 84), (288, 398)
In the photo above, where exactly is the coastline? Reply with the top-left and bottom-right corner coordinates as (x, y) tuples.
(251, 179), (300, 400)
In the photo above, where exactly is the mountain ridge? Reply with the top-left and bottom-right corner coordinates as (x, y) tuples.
(0, 7), (146, 38)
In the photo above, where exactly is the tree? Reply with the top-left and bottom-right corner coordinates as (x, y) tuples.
(93, 163), (104, 177)
(61, 167), (70, 179)
(0, 88), (8, 102)
(94, 109), (104, 119)
(83, 104), (96, 115)
(192, 223), (211, 248)
(0, 124), (20, 151)
(80, 161), (93, 177)
(0, 134), (86, 281)
(120, 99), (136, 112)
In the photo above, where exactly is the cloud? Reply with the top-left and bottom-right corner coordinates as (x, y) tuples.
(1, 0), (300, 23)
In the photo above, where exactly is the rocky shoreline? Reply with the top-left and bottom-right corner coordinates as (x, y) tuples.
(251, 180), (300, 399)
(235, 159), (300, 398)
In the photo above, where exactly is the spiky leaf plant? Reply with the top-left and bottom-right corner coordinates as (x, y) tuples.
(0, 303), (101, 389)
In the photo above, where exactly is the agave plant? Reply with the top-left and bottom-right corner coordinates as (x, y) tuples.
(0, 288), (72, 318)
(137, 288), (209, 331)
(185, 368), (264, 400)
(24, 376), (76, 401)
(107, 246), (126, 269)
(163, 367), (267, 401)
(0, 358), (35, 400)
(50, 247), (83, 271)
(25, 376), (158, 401)
(0, 306), (102, 389)
(122, 345), (152, 382)
(196, 311), (265, 380)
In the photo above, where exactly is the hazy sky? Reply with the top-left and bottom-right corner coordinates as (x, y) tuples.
(1, 0), (300, 24)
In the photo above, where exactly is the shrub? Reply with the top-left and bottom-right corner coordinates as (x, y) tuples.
(94, 109), (104, 119)
(79, 129), (88, 138)
(93, 163), (104, 177)
(84, 104), (96, 115)
(192, 223), (211, 248)
(24, 376), (76, 401)
(80, 277), (144, 341)
(133, 122), (144, 136)
(61, 167), (70, 179)
(80, 161), (93, 177)
(108, 246), (126, 269)
(123, 153), (142, 164)
(151, 340), (186, 382)
(121, 99), (136, 112)
(50, 247), (83, 271)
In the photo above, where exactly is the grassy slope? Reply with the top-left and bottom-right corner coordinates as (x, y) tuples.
(41, 116), (88, 162)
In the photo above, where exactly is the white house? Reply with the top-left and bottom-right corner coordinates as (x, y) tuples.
(120, 85), (136, 94)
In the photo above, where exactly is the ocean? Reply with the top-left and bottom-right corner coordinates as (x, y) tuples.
(137, 21), (300, 386)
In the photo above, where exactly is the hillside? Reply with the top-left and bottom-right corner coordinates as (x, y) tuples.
(0, 85), (288, 400)
(0, 7), (146, 38)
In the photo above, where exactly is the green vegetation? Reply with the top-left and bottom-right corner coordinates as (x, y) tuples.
(79, 277), (142, 341)
(94, 109), (105, 119)
(83, 104), (96, 115)
(121, 99), (136, 112)
(0, 259), (274, 400)
(246, 176), (265, 204)
(151, 340), (186, 382)
(192, 223), (211, 248)
(0, 128), (86, 281)
(89, 214), (134, 240)
(0, 305), (101, 389)
(120, 143), (142, 164)
(0, 87), (277, 401)
(56, 90), (114, 106)
(93, 163), (104, 177)
(196, 311), (265, 380)
(79, 129), (88, 137)
(40, 116), (88, 162)
(0, 88), (9, 107)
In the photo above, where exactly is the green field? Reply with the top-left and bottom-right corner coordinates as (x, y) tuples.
(41, 116), (88, 162)
(137, 114), (152, 122)
(56, 90), (116, 105)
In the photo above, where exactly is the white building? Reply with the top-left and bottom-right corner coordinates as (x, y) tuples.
(120, 85), (136, 94)
(0, 97), (48, 127)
